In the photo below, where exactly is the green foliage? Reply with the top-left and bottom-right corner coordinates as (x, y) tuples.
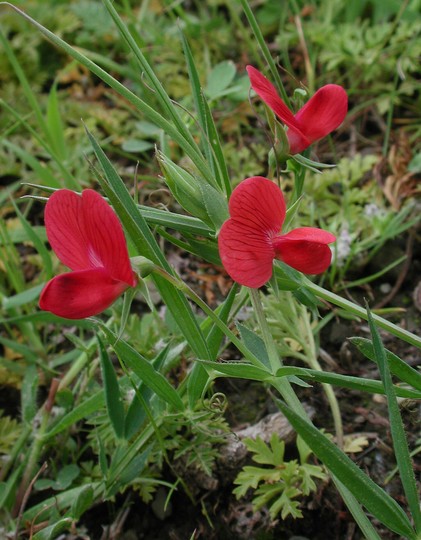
(233, 434), (327, 520)
(0, 411), (22, 455)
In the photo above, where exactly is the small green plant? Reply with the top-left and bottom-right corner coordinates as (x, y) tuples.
(233, 434), (327, 520)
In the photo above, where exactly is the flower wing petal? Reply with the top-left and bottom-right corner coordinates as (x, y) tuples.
(44, 189), (92, 271)
(294, 84), (348, 145)
(247, 66), (309, 153)
(274, 227), (335, 274)
(247, 66), (298, 127)
(218, 219), (275, 288)
(81, 190), (136, 286)
(228, 176), (286, 233)
(39, 267), (129, 319)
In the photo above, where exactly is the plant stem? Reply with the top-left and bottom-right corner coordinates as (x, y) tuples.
(249, 288), (308, 418)
(306, 280), (421, 349)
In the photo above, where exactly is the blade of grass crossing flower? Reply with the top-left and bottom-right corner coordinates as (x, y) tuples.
(0, 3), (212, 184)
(276, 400), (416, 539)
(365, 303), (421, 532)
(349, 337), (421, 392)
(100, 325), (185, 412)
(239, 0), (290, 107)
(85, 127), (211, 361)
(97, 337), (125, 440)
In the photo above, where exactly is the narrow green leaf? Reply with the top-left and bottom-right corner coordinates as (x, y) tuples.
(100, 325), (184, 411)
(332, 479), (383, 540)
(179, 29), (213, 168)
(23, 483), (102, 522)
(199, 360), (272, 381)
(236, 323), (271, 370)
(70, 485), (94, 520)
(276, 400), (415, 539)
(201, 91), (232, 196)
(98, 337), (125, 439)
(2, 284), (45, 310)
(275, 366), (421, 399)
(366, 304), (421, 531)
(239, 0), (290, 106)
(45, 391), (105, 438)
(138, 205), (212, 237)
(350, 337), (421, 392)
(198, 182), (229, 231)
(32, 518), (72, 540)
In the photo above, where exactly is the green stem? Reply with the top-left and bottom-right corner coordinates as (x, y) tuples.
(306, 280), (421, 349)
(238, 0), (291, 107)
(301, 306), (343, 447)
(249, 289), (307, 418)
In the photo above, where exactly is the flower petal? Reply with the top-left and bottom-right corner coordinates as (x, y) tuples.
(293, 84), (348, 150)
(273, 227), (335, 274)
(39, 267), (129, 319)
(247, 66), (298, 127)
(218, 219), (275, 288)
(228, 176), (286, 234)
(44, 189), (136, 287)
(247, 66), (309, 153)
(81, 190), (136, 286)
(44, 189), (91, 271)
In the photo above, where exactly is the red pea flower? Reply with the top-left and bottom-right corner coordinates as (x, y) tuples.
(246, 65), (348, 155)
(218, 177), (335, 288)
(39, 189), (137, 319)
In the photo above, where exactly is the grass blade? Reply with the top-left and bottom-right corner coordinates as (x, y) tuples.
(365, 303), (421, 532)
(98, 337), (125, 439)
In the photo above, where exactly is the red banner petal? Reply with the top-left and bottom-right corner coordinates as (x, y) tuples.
(218, 219), (275, 288)
(228, 176), (286, 234)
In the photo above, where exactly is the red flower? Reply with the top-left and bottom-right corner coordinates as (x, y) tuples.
(218, 177), (335, 288)
(39, 189), (137, 319)
(246, 66), (348, 154)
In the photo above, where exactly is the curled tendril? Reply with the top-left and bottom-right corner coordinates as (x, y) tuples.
(204, 392), (228, 416)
